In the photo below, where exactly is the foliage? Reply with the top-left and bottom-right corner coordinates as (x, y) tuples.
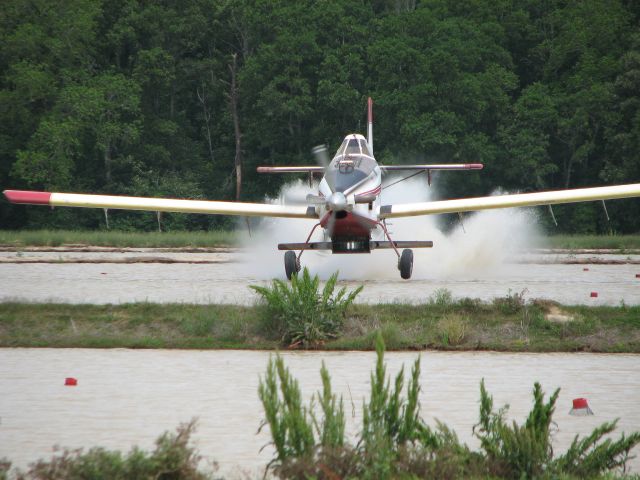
(429, 288), (454, 308)
(0, 229), (236, 247)
(493, 288), (529, 314)
(437, 314), (468, 346)
(1, 1), (640, 233)
(258, 356), (346, 469)
(8, 421), (217, 479)
(259, 333), (640, 479)
(250, 268), (362, 347)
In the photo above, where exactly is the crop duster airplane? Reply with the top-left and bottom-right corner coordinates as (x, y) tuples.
(4, 98), (640, 279)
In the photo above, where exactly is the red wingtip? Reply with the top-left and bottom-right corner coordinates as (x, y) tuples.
(3, 190), (52, 205)
(467, 163), (484, 170)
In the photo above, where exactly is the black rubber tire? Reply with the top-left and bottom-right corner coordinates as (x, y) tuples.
(399, 249), (413, 280)
(284, 251), (299, 280)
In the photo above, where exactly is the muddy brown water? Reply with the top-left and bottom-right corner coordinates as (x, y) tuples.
(0, 249), (638, 305)
(0, 349), (638, 477)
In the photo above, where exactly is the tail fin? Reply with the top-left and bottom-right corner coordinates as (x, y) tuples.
(367, 97), (373, 155)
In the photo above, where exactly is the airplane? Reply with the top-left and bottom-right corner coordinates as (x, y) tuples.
(4, 97), (640, 280)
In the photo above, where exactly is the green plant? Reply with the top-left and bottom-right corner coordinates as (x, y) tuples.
(10, 421), (216, 479)
(429, 288), (454, 308)
(259, 333), (640, 479)
(437, 314), (468, 346)
(259, 355), (317, 465)
(474, 380), (558, 477)
(360, 333), (434, 477)
(250, 268), (362, 347)
(493, 288), (528, 314)
(0, 459), (10, 480)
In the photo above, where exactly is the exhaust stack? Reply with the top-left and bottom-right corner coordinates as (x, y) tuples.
(367, 97), (373, 155)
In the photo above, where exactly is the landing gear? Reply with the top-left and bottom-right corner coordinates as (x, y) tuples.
(398, 249), (413, 279)
(284, 250), (300, 280)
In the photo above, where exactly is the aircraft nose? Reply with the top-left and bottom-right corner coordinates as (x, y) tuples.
(327, 192), (348, 211)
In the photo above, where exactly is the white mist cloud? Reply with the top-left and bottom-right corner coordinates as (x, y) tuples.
(240, 178), (542, 280)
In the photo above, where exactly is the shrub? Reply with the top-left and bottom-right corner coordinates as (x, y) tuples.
(9, 421), (216, 479)
(429, 288), (454, 308)
(493, 288), (528, 314)
(260, 333), (640, 479)
(250, 268), (362, 347)
(437, 314), (468, 346)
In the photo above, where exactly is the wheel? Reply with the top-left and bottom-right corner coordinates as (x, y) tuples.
(398, 249), (413, 279)
(284, 251), (300, 280)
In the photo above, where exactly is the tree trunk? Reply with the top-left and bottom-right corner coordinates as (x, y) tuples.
(229, 53), (242, 201)
(197, 84), (215, 165)
(104, 143), (112, 183)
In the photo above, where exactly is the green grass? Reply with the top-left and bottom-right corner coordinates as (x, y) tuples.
(0, 229), (237, 248)
(2, 230), (640, 250)
(542, 234), (640, 250)
(1, 300), (639, 352)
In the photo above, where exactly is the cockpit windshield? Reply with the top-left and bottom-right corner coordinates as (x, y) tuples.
(325, 136), (377, 193)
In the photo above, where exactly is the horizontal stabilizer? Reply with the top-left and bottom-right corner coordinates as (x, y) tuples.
(257, 166), (324, 173)
(380, 163), (483, 171)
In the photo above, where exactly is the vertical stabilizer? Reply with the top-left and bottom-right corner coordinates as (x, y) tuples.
(367, 97), (373, 155)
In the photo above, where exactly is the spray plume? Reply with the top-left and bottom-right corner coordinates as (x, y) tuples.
(240, 178), (541, 280)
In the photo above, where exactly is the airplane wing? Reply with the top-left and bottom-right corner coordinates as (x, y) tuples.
(3, 190), (317, 219)
(380, 163), (483, 171)
(379, 183), (640, 218)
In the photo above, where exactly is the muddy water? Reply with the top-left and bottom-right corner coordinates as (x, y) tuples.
(0, 250), (638, 305)
(0, 349), (638, 477)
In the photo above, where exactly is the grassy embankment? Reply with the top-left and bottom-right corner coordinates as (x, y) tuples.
(0, 229), (237, 248)
(1, 229), (640, 249)
(1, 297), (639, 352)
(544, 234), (640, 250)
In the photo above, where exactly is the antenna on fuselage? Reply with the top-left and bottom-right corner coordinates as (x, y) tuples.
(367, 97), (373, 155)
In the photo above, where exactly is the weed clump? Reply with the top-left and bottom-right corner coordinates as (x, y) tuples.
(429, 288), (454, 308)
(6, 421), (216, 479)
(437, 314), (468, 346)
(259, 333), (640, 479)
(493, 288), (529, 314)
(251, 268), (362, 347)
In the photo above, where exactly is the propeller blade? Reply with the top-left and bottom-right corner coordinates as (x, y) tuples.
(312, 144), (330, 169)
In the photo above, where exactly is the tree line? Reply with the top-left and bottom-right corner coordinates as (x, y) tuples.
(1, 0), (639, 232)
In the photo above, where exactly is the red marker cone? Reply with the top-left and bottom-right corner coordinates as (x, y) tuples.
(65, 377), (78, 386)
(569, 398), (593, 416)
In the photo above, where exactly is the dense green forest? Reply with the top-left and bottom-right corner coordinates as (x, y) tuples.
(1, 0), (639, 233)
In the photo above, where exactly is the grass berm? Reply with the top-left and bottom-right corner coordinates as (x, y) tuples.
(1, 292), (638, 352)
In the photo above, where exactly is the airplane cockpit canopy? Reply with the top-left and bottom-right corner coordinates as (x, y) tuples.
(325, 135), (377, 193)
(337, 137), (372, 157)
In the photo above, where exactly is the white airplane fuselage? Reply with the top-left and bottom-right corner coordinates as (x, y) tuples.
(316, 133), (382, 242)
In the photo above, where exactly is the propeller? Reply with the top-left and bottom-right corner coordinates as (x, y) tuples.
(312, 144), (330, 169)
(279, 144), (376, 238)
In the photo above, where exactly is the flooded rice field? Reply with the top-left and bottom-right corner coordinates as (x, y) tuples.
(0, 247), (639, 305)
(0, 348), (639, 476)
